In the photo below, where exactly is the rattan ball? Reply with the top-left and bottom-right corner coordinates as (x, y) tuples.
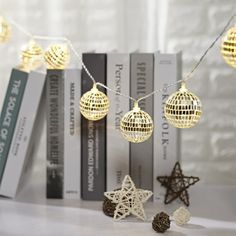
(120, 102), (153, 143)
(173, 207), (191, 226)
(221, 26), (236, 68)
(164, 83), (202, 128)
(80, 84), (110, 121)
(20, 40), (44, 71)
(44, 44), (70, 69)
(0, 17), (11, 43)
(152, 212), (171, 233)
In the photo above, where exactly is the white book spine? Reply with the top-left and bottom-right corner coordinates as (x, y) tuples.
(64, 69), (81, 199)
(0, 71), (46, 198)
(153, 52), (182, 202)
(107, 53), (130, 191)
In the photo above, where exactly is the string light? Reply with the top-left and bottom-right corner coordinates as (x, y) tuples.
(0, 16), (11, 43)
(164, 83), (202, 128)
(44, 44), (70, 69)
(120, 102), (153, 143)
(0, 14), (235, 141)
(20, 40), (44, 71)
(80, 83), (110, 121)
(221, 26), (236, 68)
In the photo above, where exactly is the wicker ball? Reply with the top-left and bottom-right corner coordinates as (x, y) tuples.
(0, 17), (11, 43)
(80, 84), (110, 121)
(164, 83), (202, 128)
(20, 40), (44, 71)
(44, 44), (70, 69)
(173, 207), (191, 226)
(120, 102), (153, 143)
(152, 212), (170, 233)
(103, 188), (120, 217)
(221, 26), (236, 68)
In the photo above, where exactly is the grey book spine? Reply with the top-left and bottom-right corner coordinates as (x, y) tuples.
(81, 53), (106, 200)
(130, 53), (154, 192)
(46, 70), (64, 199)
(153, 52), (182, 202)
(0, 69), (28, 183)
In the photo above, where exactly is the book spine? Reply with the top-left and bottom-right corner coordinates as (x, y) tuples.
(64, 69), (81, 199)
(81, 53), (106, 200)
(106, 53), (130, 191)
(153, 52), (182, 202)
(130, 53), (154, 192)
(46, 70), (64, 199)
(0, 71), (46, 198)
(0, 69), (28, 183)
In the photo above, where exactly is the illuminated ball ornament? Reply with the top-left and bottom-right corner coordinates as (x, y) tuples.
(164, 83), (202, 128)
(0, 17), (11, 43)
(80, 84), (110, 121)
(44, 44), (70, 69)
(120, 102), (153, 143)
(221, 26), (236, 68)
(20, 40), (44, 71)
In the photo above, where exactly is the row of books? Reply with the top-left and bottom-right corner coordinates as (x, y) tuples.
(46, 52), (182, 201)
(0, 51), (181, 200)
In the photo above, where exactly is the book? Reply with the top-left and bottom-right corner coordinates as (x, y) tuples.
(130, 53), (154, 192)
(153, 52), (182, 202)
(64, 69), (81, 199)
(46, 69), (64, 199)
(0, 71), (46, 198)
(0, 69), (28, 184)
(106, 53), (130, 191)
(81, 53), (106, 200)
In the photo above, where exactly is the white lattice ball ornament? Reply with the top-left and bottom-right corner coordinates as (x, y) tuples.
(80, 84), (110, 121)
(20, 40), (44, 71)
(221, 26), (236, 68)
(164, 83), (202, 128)
(44, 44), (70, 69)
(120, 102), (153, 143)
(173, 207), (191, 226)
(0, 17), (11, 43)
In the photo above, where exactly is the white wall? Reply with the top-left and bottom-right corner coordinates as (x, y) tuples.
(0, 0), (235, 185)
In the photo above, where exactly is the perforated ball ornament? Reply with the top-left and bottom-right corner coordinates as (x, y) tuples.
(164, 83), (202, 128)
(221, 26), (236, 68)
(0, 17), (11, 43)
(120, 102), (153, 143)
(44, 44), (70, 69)
(20, 40), (44, 71)
(80, 84), (110, 121)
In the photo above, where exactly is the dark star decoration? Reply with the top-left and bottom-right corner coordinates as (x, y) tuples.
(157, 162), (200, 206)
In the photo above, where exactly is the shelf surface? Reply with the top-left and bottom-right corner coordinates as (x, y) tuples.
(0, 178), (236, 236)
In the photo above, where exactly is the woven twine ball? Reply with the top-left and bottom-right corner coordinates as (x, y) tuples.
(80, 84), (110, 121)
(44, 44), (70, 69)
(102, 189), (120, 217)
(152, 212), (171, 233)
(120, 102), (153, 143)
(164, 83), (202, 128)
(221, 26), (236, 68)
(20, 40), (44, 71)
(0, 17), (11, 43)
(173, 207), (191, 226)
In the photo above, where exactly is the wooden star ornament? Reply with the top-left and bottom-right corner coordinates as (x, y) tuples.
(104, 175), (153, 221)
(157, 162), (200, 206)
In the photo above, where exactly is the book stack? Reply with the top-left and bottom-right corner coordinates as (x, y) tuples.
(0, 69), (46, 198)
(0, 51), (182, 200)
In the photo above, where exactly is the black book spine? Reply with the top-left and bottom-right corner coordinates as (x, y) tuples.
(81, 53), (107, 200)
(46, 69), (64, 199)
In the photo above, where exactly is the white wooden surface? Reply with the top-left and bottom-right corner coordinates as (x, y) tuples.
(0, 179), (235, 236)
